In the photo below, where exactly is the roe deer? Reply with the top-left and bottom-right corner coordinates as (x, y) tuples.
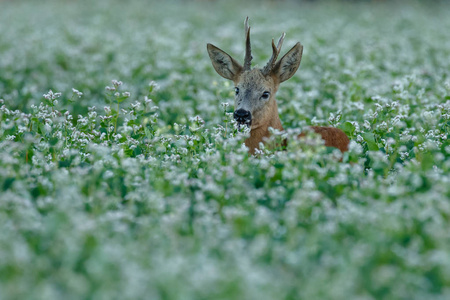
(207, 17), (349, 154)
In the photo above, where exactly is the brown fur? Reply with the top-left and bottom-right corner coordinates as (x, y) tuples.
(300, 126), (350, 153)
(245, 99), (283, 153)
(239, 72), (349, 154)
(245, 103), (349, 154)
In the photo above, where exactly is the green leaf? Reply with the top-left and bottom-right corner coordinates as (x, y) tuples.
(339, 121), (356, 136)
(362, 132), (378, 151)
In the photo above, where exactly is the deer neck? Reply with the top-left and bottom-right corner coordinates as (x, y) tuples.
(245, 99), (283, 153)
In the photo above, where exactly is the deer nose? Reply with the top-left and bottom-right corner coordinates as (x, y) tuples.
(234, 109), (252, 125)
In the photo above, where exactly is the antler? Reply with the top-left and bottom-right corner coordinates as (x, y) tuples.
(243, 16), (252, 71)
(262, 32), (286, 75)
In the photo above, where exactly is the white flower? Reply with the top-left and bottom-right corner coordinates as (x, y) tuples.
(149, 81), (160, 91)
(112, 79), (123, 87)
(144, 96), (152, 105)
(43, 89), (61, 100)
(348, 140), (363, 154)
(72, 88), (83, 98)
(131, 101), (141, 109)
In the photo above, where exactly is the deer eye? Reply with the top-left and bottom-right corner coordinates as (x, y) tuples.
(235, 87), (239, 95)
(261, 91), (270, 100)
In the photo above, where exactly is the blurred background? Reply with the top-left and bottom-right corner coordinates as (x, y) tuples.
(0, 0), (449, 127)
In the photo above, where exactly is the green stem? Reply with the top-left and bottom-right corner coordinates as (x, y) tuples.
(115, 102), (119, 133)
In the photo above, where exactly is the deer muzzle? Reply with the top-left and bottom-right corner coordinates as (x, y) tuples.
(233, 109), (252, 127)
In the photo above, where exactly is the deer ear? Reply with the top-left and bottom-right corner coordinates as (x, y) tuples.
(207, 43), (243, 81)
(272, 43), (303, 83)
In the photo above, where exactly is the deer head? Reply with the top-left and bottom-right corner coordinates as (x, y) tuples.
(207, 18), (350, 154)
(207, 17), (303, 131)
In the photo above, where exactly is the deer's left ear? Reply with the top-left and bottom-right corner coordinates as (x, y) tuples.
(272, 43), (303, 83)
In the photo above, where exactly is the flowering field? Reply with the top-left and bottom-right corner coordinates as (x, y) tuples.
(1, 0), (450, 299)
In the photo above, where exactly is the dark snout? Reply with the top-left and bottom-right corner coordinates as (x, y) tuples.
(234, 109), (252, 126)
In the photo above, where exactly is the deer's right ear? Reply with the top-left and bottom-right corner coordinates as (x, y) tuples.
(207, 44), (243, 81)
